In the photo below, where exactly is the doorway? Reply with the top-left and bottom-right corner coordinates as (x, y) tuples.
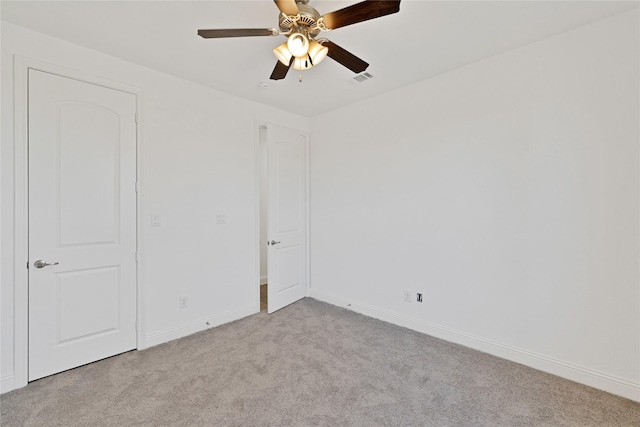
(259, 126), (268, 312)
(258, 123), (309, 314)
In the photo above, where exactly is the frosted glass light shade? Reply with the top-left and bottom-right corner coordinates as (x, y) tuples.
(293, 56), (313, 71)
(287, 33), (310, 57)
(307, 41), (328, 65)
(273, 42), (292, 65)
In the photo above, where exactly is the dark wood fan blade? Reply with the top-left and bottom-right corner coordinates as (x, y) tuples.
(198, 29), (276, 38)
(322, 0), (401, 30)
(270, 58), (294, 80)
(324, 41), (369, 73)
(274, 0), (299, 16)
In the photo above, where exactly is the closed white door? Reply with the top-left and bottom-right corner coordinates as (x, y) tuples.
(267, 125), (308, 313)
(28, 69), (137, 381)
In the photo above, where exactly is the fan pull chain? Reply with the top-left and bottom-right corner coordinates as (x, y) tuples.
(299, 74), (303, 82)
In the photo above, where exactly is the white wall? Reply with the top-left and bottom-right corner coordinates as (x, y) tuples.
(309, 9), (639, 401)
(1, 22), (310, 392)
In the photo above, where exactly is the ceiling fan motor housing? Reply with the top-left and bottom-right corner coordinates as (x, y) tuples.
(278, 3), (322, 37)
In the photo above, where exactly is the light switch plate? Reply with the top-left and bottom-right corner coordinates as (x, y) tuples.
(216, 214), (226, 224)
(151, 214), (161, 227)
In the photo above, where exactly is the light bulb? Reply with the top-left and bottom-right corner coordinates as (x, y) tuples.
(293, 56), (313, 71)
(307, 41), (328, 65)
(273, 42), (292, 66)
(287, 33), (309, 57)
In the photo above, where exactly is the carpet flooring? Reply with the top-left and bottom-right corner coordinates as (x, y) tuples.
(1, 298), (638, 426)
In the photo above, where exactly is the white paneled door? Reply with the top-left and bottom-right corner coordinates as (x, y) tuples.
(267, 125), (308, 314)
(28, 69), (137, 381)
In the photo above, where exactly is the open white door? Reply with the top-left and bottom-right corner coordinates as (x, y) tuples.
(266, 124), (308, 313)
(28, 69), (137, 380)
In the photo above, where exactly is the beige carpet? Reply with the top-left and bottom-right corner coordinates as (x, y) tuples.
(1, 298), (638, 426)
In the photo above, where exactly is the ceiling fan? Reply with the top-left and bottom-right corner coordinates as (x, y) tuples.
(198, 0), (401, 80)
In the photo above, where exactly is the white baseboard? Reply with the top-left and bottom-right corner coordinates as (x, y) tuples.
(142, 304), (258, 349)
(2, 306), (259, 394)
(1, 375), (16, 394)
(310, 290), (640, 403)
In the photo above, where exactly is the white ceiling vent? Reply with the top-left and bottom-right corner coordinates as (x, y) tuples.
(350, 72), (374, 84)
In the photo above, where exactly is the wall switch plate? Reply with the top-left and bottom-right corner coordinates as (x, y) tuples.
(151, 214), (161, 227)
(216, 214), (226, 224)
(404, 290), (412, 303)
(179, 296), (188, 309)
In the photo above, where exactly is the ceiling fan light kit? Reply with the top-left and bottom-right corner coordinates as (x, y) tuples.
(198, 0), (401, 80)
(293, 57), (312, 71)
(273, 42), (293, 65)
(307, 41), (329, 64)
(286, 31), (310, 57)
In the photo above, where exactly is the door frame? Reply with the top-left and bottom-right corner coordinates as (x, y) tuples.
(253, 120), (310, 312)
(12, 55), (145, 388)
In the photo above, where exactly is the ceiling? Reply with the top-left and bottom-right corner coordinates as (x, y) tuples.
(2, 1), (638, 117)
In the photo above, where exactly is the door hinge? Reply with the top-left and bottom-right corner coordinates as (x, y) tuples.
(135, 252), (139, 262)
(27, 261), (29, 269)
(135, 182), (140, 193)
(135, 113), (138, 123)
